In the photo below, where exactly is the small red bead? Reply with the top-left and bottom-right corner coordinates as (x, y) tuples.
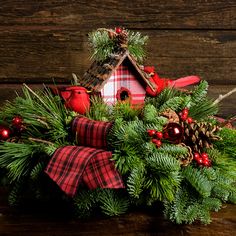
(115, 27), (122, 34)
(156, 131), (163, 139)
(187, 117), (193, 124)
(147, 129), (156, 137)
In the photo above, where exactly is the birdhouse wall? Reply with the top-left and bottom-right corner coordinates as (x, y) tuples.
(100, 64), (146, 105)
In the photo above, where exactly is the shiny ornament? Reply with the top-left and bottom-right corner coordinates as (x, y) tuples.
(164, 123), (183, 143)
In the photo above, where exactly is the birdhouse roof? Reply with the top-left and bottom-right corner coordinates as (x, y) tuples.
(80, 50), (156, 92)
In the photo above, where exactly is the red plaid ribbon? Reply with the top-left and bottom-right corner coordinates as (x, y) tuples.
(72, 116), (113, 149)
(45, 146), (124, 196)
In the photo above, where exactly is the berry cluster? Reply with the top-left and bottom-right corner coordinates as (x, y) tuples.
(179, 108), (193, 124)
(0, 116), (24, 141)
(147, 129), (163, 148)
(193, 152), (211, 167)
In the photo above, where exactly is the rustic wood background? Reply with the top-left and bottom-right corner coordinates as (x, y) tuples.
(0, 1), (236, 235)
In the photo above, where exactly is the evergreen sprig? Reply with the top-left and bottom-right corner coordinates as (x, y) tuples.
(88, 29), (148, 62)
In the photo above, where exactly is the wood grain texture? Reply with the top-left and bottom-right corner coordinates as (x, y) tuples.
(0, 30), (235, 84)
(0, 0), (236, 30)
(0, 188), (236, 236)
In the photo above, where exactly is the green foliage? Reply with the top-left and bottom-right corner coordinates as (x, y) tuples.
(182, 166), (211, 197)
(0, 78), (235, 225)
(0, 142), (44, 182)
(74, 189), (100, 218)
(88, 30), (115, 61)
(88, 29), (148, 62)
(127, 30), (148, 63)
(214, 128), (236, 158)
(99, 189), (129, 216)
(86, 95), (110, 121)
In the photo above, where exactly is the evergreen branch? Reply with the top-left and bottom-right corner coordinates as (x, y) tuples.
(182, 166), (212, 197)
(99, 189), (129, 216)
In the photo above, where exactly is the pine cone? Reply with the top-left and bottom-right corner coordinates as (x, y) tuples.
(177, 143), (193, 166)
(182, 121), (221, 152)
(116, 30), (128, 49)
(161, 109), (180, 123)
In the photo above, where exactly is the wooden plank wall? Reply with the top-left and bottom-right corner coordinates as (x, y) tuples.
(0, 0), (235, 117)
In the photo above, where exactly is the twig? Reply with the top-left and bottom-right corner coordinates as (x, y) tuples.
(29, 137), (54, 146)
(213, 87), (236, 105)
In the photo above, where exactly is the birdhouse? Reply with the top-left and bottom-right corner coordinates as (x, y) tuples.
(80, 50), (156, 107)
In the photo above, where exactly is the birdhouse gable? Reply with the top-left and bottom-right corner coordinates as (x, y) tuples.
(80, 50), (156, 106)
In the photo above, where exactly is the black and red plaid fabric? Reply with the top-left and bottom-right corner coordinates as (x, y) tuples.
(72, 116), (113, 149)
(83, 150), (125, 189)
(45, 145), (124, 196)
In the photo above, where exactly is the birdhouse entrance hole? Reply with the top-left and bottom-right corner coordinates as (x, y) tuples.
(116, 87), (131, 102)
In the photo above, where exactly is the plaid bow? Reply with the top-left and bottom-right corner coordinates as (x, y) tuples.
(72, 116), (113, 149)
(45, 146), (124, 196)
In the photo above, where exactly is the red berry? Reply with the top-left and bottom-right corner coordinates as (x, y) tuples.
(156, 131), (163, 139)
(12, 116), (22, 126)
(187, 117), (193, 124)
(193, 152), (200, 160)
(181, 113), (188, 121)
(196, 158), (203, 165)
(147, 129), (156, 137)
(182, 108), (189, 116)
(202, 159), (210, 167)
(155, 140), (162, 147)
(0, 128), (10, 140)
(115, 27), (122, 34)
(152, 139), (162, 147)
(201, 153), (209, 160)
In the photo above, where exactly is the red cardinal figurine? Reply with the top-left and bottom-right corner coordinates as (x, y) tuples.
(144, 66), (200, 96)
(60, 86), (90, 114)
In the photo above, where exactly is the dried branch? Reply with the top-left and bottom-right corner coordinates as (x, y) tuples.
(213, 87), (236, 105)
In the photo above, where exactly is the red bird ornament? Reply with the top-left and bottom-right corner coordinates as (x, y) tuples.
(144, 66), (200, 96)
(60, 86), (90, 114)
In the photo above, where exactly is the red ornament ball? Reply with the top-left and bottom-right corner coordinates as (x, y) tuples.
(164, 123), (183, 143)
(12, 116), (23, 127)
(0, 127), (11, 140)
(147, 129), (156, 137)
(156, 131), (163, 139)
(115, 27), (122, 34)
